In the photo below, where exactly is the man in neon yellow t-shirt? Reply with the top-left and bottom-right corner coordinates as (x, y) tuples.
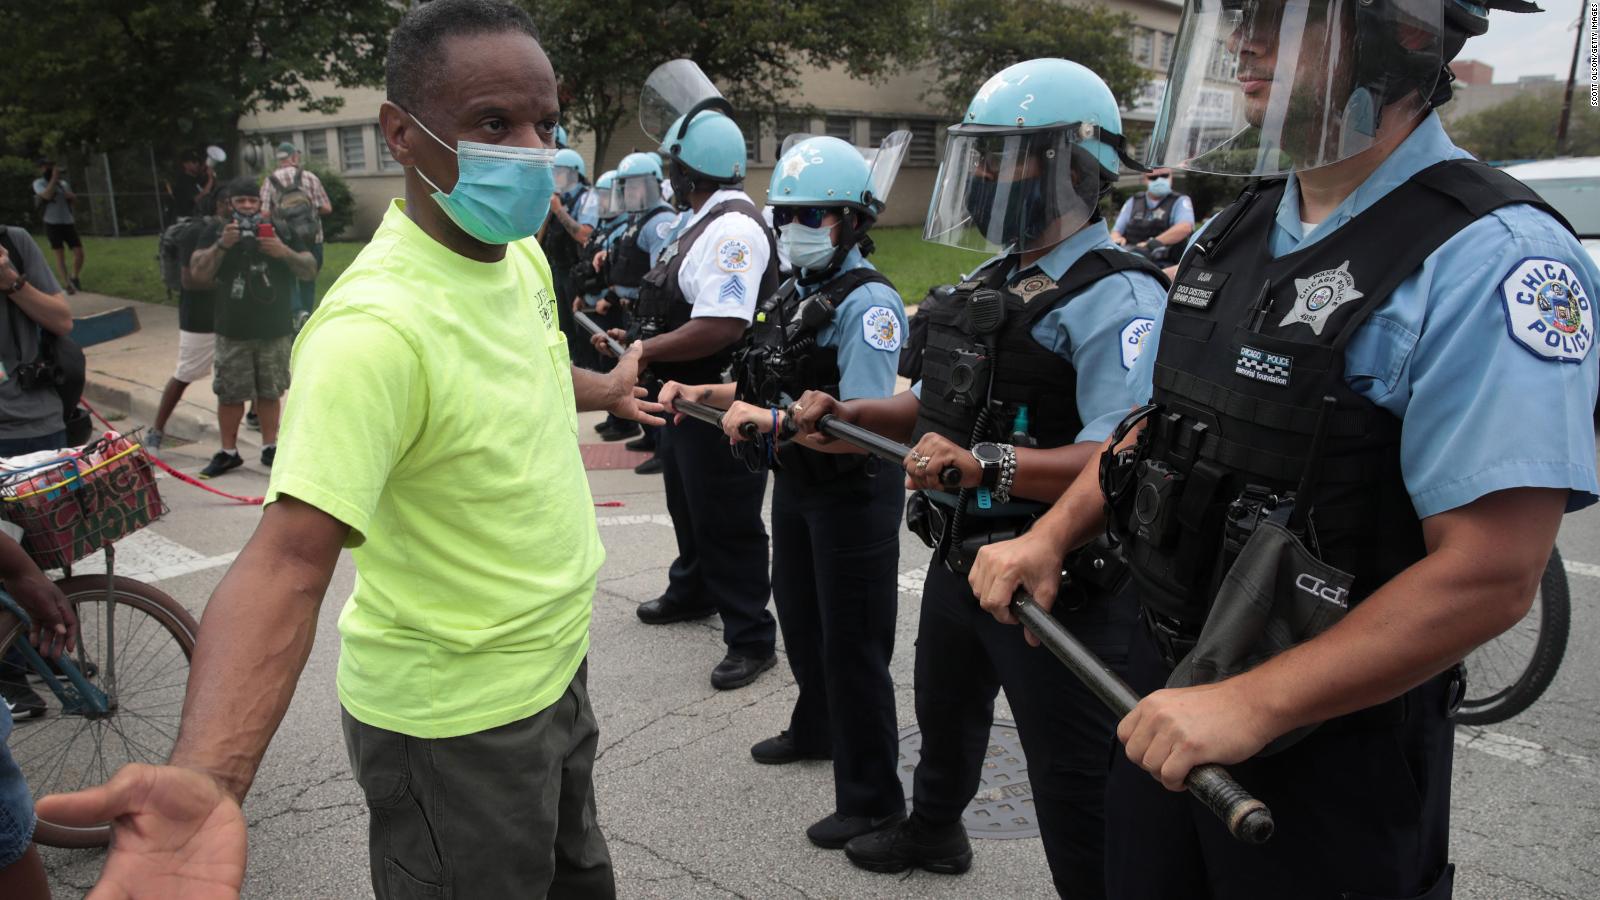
(38, 4), (661, 898)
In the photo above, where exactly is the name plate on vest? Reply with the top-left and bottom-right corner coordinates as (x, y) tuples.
(1171, 266), (1227, 310)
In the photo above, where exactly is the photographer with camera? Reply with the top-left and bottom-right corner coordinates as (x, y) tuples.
(186, 176), (316, 479)
(30, 161), (83, 295)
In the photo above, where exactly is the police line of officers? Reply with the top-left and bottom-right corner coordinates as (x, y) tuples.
(551, 0), (1600, 892)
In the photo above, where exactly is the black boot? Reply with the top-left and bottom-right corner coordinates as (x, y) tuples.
(843, 812), (972, 875)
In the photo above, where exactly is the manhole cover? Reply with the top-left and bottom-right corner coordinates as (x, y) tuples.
(897, 719), (1038, 839)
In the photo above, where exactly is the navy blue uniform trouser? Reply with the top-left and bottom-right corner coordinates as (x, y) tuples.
(912, 558), (1138, 899)
(656, 416), (775, 657)
(1105, 618), (1456, 900)
(771, 465), (904, 818)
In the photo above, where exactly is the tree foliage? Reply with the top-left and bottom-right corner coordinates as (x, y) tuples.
(0, 1), (399, 156)
(925, 0), (1148, 117)
(523, 0), (927, 169)
(1449, 92), (1600, 162)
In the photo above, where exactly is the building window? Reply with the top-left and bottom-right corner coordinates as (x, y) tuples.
(825, 116), (855, 143)
(774, 113), (811, 143)
(376, 126), (402, 171)
(736, 115), (760, 163)
(304, 129), (329, 164)
(1132, 28), (1154, 67)
(867, 117), (899, 148)
(269, 131), (294, 152)
(1206, 38), (1238, 81)
(1159, 32), (1176, 70)
(340, 126), (366, 172)
(908, 119), (940, 165)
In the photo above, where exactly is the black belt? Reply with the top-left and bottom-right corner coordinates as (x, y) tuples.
(1141, 606), (1200, 670)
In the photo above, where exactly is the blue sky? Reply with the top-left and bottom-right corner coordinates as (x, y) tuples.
(1463, 0), (1594, 83)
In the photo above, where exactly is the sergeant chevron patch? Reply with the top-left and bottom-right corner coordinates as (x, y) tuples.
(718, 276), (747, 305)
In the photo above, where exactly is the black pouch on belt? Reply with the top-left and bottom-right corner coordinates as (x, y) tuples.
(1166, 501), (1353, 756)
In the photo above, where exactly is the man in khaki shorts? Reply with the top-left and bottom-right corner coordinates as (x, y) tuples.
(186, 176), (316, 477)
(148, 189), (230, 453)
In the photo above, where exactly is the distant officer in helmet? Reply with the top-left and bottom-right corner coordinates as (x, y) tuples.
(595, 60), (780, 690)
(970, 1), (1599, 897)
(569, 168), (626, 373)
(544, 146), (598, 356)
(659, 131), (913, 850)
(791, 58), (1169, 895)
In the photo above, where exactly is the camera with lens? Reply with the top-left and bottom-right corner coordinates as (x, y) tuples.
(12, 358), (61, 391)
(943, 347), (990, 408)
(232, 211), (262, 245)
(1131, 459), (1185, 548)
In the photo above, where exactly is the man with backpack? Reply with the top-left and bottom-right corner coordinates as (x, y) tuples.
(259, 142), (331, 330)
(147, 189), (230, 453)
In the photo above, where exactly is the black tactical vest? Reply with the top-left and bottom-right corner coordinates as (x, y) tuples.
(913, 248), (1170, 451)
(635, 196), (780, 385)
(611, 205), (674, 289)
(1120, 159), (1572, 626)
(735, 266), (896, 484)
(540, 186), (589, 276)
(1122, 192), (1181, 245)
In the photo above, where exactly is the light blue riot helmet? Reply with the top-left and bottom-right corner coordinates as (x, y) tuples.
(553, 124), (570, 148)
(595, 169), (620, 221)
(767, 132), (911, 277)
(640, 60), (747, 208)
(614, 151), (667, 213)
(924, 58), (1142, 256)
(553, 148), (587, 195)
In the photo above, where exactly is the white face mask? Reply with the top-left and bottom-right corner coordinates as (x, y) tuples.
(778, 222), (836, 271)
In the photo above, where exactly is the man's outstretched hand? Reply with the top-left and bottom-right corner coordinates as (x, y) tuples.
(37, 763), (247, 899)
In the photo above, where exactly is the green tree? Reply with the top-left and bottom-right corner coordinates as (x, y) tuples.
(1449, 92), (1600, 162)
(925, 0), (1147, 117)
(0, 2), (399, 157)
(523, 0), (926, 170)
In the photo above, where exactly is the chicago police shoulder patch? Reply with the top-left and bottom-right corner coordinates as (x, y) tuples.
(861, 306), (902, 351)
(655, 220), (674, 241)
(1500, 257), (1593, 363)
(716, 238), (753, 273)
(1119, 317), (1155, 370)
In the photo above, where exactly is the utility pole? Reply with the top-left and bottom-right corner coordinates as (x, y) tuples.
(1555, 0), (1591, 154)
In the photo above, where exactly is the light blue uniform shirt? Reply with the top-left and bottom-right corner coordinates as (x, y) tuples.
(1131, 112), (1600, 517)
(808, 247), (907, 401)
(612, 206), (681, 301)
(911, 226), (1167, 443)
(571, 186), (599, 229)
(1113, 193), (1195, 236)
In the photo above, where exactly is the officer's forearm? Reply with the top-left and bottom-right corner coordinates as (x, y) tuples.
(639, 317), (746, 364)
(1236, 487), (1566, 738)
(1155, 221), (1194, 246)
(838, 390), (921, 443)
(1029, 435), (1115, 556)
(1008, 441), (1100, 504)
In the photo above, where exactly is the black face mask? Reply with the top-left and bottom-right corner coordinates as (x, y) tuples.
(964, 174), (1050, 247)
(667, 163), (696, 211)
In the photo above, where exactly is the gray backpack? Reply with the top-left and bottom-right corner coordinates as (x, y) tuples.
(271, 168), (320, 245)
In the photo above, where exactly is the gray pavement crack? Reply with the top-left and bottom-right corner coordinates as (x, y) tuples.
(609, 834), (751, 899)
(596, 681), (794, 778)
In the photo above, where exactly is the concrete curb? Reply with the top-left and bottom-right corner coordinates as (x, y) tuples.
(83, 370), (263, 453)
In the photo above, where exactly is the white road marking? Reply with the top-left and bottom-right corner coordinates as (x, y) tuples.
(1565, 559), (1600, 580)
(595, 513), (674, 529)
(1455, 727), (1599, 781)
(57, 529), (238, 585)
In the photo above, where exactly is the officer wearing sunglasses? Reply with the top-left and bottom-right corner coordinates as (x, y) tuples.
(789, 59), (1169, 895)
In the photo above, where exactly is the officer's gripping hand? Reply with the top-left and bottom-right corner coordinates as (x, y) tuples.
(592, 250), (608, 272)
(657, 381), (711, 426)
(1118, 681), (1279, 792)
(36, 763), (247, 899)
(608, 344), (666, 427)
(904, 432), (979, 492)
(789, 390), (847, 444)
(592, 328), (628, 359)
(969, 531), (1065, 645)
(720, 400), (776, 442)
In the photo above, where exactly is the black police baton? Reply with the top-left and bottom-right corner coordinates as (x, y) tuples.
(574, 309), (627, 357)
(1009, 591), (1275, 845)
(789, 405), (962, 490)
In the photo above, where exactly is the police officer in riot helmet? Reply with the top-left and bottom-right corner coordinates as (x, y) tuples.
(1110, 167), (1196, 264)
(791, 59), (1169, 894)
(544, 147), (598, 357)
(570, 169), (627, 377)
(659, 132), (913, 849)
(594, 60), (780, 690)
(970, 1), (1599, 897)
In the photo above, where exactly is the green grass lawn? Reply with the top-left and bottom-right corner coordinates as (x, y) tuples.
(39, 225), (970, 310)
(23, 232), (367, 307)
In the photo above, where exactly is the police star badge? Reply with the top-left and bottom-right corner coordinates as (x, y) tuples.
(1008, 272), (1057, 303)
(1279, 261), (1363, 336)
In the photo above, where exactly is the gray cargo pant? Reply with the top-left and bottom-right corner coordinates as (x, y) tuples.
(341, 661), (615, 899)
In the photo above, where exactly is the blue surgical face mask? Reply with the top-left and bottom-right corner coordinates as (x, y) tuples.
(409, 114), (557, 245)
(1146, 177), (1173, 199)
(779, 222), (836, 272)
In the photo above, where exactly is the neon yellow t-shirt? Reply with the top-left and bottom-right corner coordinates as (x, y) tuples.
(266, 200), (602, 739)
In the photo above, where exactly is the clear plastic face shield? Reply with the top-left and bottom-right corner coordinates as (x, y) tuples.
(924, 126), (1109, 256)
(640, 59), (732, 145)
(553, 165), (581, 193)
(773, 130), (912, 214)
(613, 173), (665, 213)
(595, 187), (618, 219)
(1147, 0), (1442, 176)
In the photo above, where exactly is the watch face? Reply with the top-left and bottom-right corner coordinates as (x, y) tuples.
(973, 443), (1003, 465)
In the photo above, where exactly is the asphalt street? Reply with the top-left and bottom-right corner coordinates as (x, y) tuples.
(33, 411), (1600, 899)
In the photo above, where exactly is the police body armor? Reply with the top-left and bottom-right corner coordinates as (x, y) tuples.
(1121, 192), (1180, 246)
(611, 206), (674, 289)
(540, 186), (590, 280)
(910, 248), (1168, 579)
(734, 267), (893, 485)
(1118, 159), (1571, 629)
(634, 197), (779, 385)
(570, 217), (627, 297)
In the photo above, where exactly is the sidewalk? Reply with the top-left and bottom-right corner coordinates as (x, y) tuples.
(70, 291), (263, 453)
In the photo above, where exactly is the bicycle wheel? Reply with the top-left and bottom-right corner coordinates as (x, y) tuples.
(1, 575), (199, 848)
(1455, 546), (1571, 726)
